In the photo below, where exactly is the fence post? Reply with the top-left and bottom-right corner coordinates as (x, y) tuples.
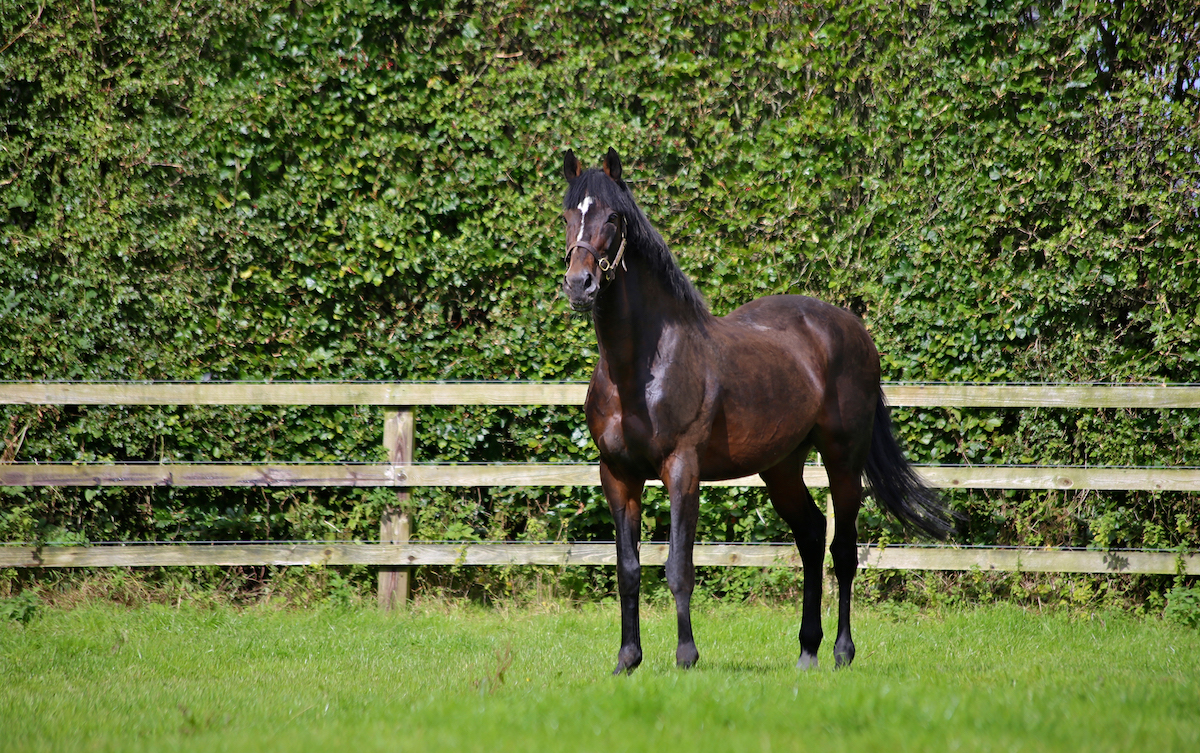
(380, 408), (414, 609)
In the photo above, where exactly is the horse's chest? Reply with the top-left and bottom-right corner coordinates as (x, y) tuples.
(587, 394), (657, 468)
(586, 376), (708, 477)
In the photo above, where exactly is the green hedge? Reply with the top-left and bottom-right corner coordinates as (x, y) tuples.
(2, 1), (1199, 560)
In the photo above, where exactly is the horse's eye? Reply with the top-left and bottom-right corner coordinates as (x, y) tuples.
(607, 214), (619, 224)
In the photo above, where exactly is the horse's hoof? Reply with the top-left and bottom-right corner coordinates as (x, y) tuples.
(676, 643), (699, 669)
(833, 639), (855, 669)
(797, 652), (819, 671)
(613, 646), (642, 675)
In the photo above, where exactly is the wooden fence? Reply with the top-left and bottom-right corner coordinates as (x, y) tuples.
(2, 382), (1198, 606)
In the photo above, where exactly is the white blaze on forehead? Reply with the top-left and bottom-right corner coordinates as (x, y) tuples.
(575, 195), (593, 244)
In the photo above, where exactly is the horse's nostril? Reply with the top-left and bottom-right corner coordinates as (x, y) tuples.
(566, 270), (596, 296)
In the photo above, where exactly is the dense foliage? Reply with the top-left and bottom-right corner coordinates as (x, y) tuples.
(2, 1), (1199, 582)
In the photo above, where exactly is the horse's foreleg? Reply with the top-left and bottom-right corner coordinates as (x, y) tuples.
(601, 463), (645, 675)
(662, 451), (701, 669)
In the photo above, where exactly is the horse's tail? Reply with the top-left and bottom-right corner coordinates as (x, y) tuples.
(864, 390), (958, 540)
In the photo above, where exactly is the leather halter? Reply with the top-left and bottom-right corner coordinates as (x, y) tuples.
(566, 214), (627, 282)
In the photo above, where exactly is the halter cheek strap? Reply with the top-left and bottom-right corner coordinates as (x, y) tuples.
(566, 216), (627, 282)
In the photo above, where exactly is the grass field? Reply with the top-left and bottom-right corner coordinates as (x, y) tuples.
(1, 600), (1198, 752)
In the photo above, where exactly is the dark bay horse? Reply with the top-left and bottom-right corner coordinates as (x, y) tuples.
(560, 148), (955, 674)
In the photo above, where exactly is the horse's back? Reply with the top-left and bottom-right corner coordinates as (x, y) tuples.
(678, 296), (877, 478)
(721, 295), (879, 379)
(725, 294), (862, 334)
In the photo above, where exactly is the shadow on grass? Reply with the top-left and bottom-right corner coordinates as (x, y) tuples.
(694, 659), (788, 674)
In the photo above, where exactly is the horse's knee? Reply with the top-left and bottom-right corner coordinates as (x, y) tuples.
(666, 571), (693, 598)
(665, 555), (695, 591)
(617, 561), (641, 593)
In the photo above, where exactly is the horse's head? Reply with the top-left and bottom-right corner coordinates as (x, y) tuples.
(561, 148), (627, 312)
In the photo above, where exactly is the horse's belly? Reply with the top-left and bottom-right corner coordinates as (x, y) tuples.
(697, 393), (819, 480)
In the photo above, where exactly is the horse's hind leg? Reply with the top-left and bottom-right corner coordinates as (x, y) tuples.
(761, 445), (826, 670)
(662, 451), (702, 669)
(823, 461), (864, 668)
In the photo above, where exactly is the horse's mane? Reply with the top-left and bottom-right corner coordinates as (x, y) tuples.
(563, 169), (709, 320)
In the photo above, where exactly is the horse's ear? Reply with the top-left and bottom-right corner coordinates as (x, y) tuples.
(563, 150), (581, 180)
(603, 147), (622, 182)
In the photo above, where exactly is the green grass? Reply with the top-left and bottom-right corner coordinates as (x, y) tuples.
(1, 601), (1198, 752)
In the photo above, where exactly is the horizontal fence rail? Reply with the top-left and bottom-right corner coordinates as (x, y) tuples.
(3, 382), (1200, 407)
(3, 463), (1200, 491)
(1, 543), (1195, 575)
(2, 381), (1198, 594)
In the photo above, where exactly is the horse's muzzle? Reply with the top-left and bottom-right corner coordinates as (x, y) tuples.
(563, 268), (599, 311)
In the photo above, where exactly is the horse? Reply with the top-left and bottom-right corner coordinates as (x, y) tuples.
(560, 148), (955, 674)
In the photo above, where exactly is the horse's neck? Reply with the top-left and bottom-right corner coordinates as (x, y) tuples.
(593, 255), (708, 381)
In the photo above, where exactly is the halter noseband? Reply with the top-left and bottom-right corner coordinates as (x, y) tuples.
(566, 214), (627, 282)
